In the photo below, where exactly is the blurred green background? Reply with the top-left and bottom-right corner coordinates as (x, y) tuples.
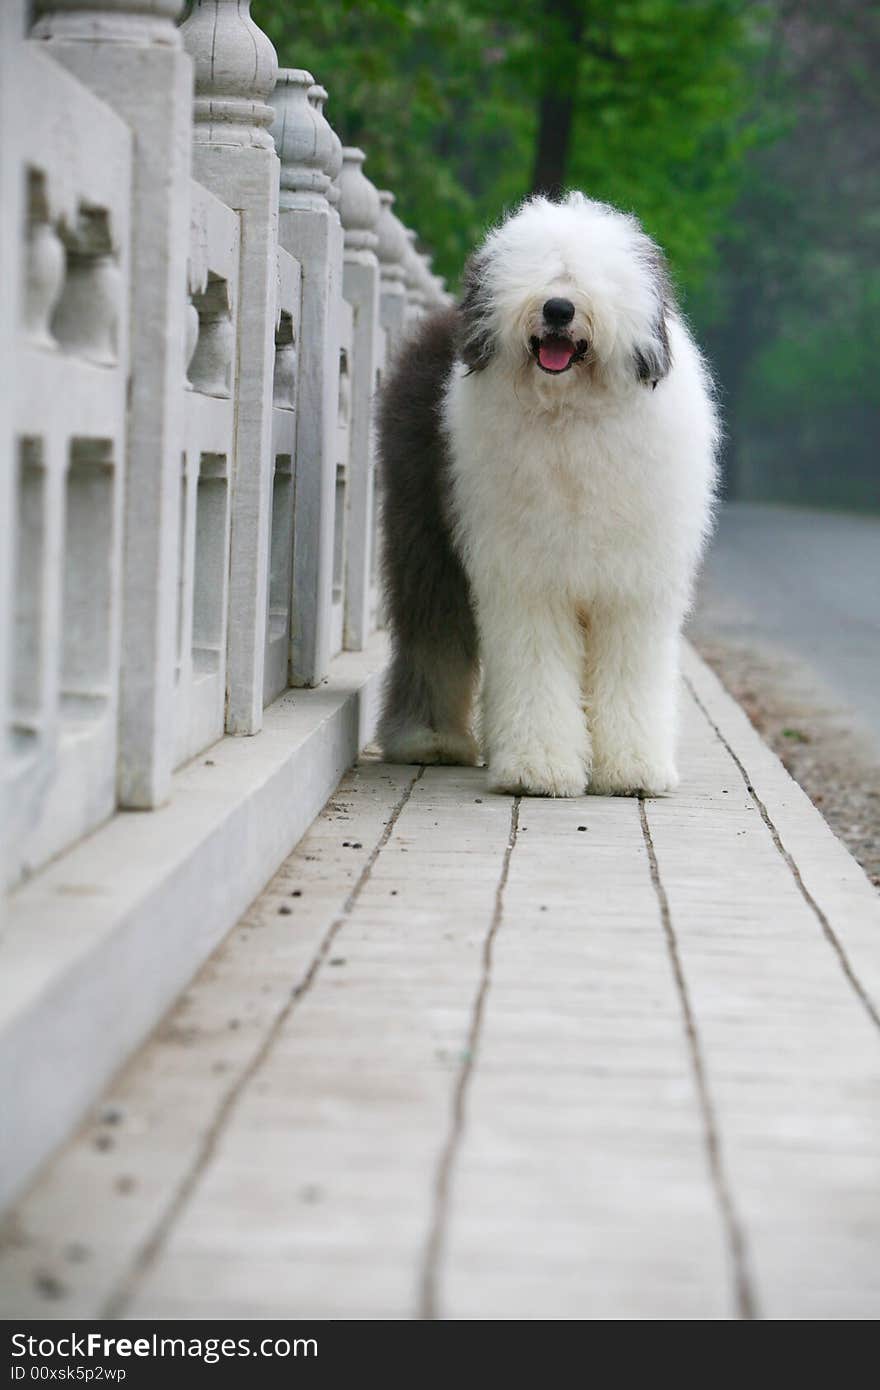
(254, 0), (879, 508)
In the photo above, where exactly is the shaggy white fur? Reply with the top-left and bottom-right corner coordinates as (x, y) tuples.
(442, 193), (719, 797)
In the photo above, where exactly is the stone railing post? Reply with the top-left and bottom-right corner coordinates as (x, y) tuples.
(376, 190), (409, 354)
(418, 251), (441, 309)
(32, 0), (192, 808)
(181, 0), (280, 735)
(338, 147), (381, 652)
(403, 229), (427, 324)
(432, 272), (452, 307)
(269, 69), (343, 687)
(315, 84), (344, 214)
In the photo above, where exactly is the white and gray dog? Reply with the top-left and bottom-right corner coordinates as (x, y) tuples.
(377, 192), (718, 797)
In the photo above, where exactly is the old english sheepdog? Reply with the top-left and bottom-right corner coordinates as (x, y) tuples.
(377, 192), (718, 797)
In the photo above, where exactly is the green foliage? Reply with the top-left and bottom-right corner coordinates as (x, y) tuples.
(748, 273), (880, 416)
(704, 1), (880, 505)
(545, 0), (760, 297)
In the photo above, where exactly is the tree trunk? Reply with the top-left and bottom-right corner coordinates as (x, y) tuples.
(530, 0), (586, 199)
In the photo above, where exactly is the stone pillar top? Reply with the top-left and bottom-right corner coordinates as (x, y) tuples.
(418, 251), (442, 305)
(403, 229), (427, 306)
(32, 0), (183, 46)
(181, 0), (278, 150)
(309, 84), (343, 207)
(270, 68), (334, 208)
(338, 148), (380, 255)
(376, 191), (408, 285)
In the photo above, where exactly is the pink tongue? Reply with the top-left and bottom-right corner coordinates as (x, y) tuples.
(538, 339), (574, 372)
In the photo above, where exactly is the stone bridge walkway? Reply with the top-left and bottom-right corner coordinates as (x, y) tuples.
(2, 649), (880, 1320)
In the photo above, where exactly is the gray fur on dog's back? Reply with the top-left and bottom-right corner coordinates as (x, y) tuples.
(376, 308), (479, 765)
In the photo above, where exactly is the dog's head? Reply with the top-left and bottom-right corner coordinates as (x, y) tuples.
(456, 192), (673, 397)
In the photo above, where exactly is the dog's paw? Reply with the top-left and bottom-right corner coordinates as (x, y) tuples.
(381, 726), (479, 768)
(589, 754), (679, 798)
(487, 749), (587, 798)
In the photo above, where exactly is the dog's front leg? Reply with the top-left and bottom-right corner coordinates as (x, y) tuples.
(478, 590), (590, 798)
(585, 603), (680, 796)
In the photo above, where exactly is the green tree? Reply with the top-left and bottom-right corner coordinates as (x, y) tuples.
(254, 0), (755, 298)
(704, 0), (880, 505)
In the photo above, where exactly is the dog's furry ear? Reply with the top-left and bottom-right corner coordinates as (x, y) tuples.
(456, 250), (495, 373)
(633, 312), (671, 388)
(633, 242), (673, 388)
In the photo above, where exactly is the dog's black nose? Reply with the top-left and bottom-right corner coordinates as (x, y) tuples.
(543, 297), (575, 327)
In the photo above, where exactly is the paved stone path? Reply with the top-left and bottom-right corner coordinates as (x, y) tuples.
(2, 649), (880, 1320)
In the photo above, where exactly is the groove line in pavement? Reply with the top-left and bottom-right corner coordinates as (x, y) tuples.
(639, 794), (758, 1320)
(103, 765), (425, 1319)
(419, 794), (521, 1321)
(685, 674), (880, 1033)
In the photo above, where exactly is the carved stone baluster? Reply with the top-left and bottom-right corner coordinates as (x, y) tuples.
(33, 0), (192, 809)
(270, 69), (344, 685)
(272, 314), (297, 411)
(181, 0), (281, 732)
(51, 209), (121, 365)
(53, 249), (121, 364)
(188, 278), (234, 397)
(338, 146), (381, 651)
(24, 212), (65, 351)
(184, 299), (200, 388)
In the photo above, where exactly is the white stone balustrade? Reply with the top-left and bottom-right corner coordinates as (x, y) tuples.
(1, 0), (450, 874)
(0, 0), (450, 1207)
(270, 68), (344, 686)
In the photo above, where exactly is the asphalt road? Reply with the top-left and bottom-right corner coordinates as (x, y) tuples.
(691, 502), (880, 747)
